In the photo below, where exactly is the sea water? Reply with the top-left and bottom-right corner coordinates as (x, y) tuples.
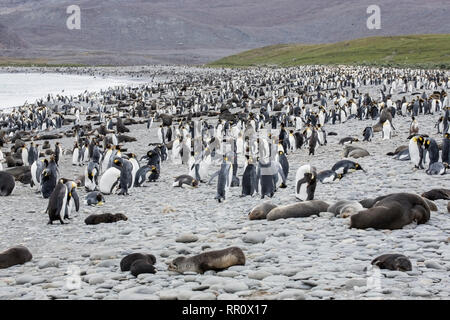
(0, 72), (150, 110)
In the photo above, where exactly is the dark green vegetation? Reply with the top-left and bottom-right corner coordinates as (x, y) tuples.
(209, 34), (450, 69)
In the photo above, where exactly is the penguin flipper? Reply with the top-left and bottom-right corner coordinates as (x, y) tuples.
(72, 190), (80, 212)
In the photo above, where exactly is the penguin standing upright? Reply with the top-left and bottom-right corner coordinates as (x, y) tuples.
(41, 157), (59, 199)
(64, 181), (80, 220)
(99, 166), (121, 195)
(308, 128), (318, 155)
(112, 156), (133, 195)
(72, 142), (81, 166)
(46, 180), (79, 224)
(277, 150), (289, 182)
(295, 165), (317, 201)
(31, 158), (47, 191)
(382, 120), (392, 140)
(241, 156), (257, 197)
(410, 117), (419, 136)
(208, 156), (233, 203)
(21, 145), (29, 166)
(442, 133), (450, 164)
(54, 142), (61, 166)
(85, 161), (100, 191)
(363, 127), (373, 142)
(423, 138), (440, 166)
(27, 142), (38, 166)
(409, 135), (425, 169)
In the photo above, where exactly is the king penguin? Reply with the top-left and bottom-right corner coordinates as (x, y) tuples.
(295, 164), (317, 201)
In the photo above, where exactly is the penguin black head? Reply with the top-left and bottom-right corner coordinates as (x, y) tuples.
(337, 173), (344, 180)
(192, 180), (199, 188)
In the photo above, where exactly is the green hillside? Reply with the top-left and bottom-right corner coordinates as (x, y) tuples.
(209, 34), (450, 69)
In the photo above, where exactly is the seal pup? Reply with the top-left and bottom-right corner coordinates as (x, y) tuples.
(120, 253), (156, 271)
(350, 193), (430, 230)
(172, 175), (199, 188)
(0, 171), (15, 196)
(85, 213), (128, 225)
(0, 246), (32, 269)
(371, 254), (412, 272)
(248, 202), (277, 220)
(266, 200), (329, 221)
(168, 247), (245, 274)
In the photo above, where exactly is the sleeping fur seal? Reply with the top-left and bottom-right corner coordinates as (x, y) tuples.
(248, 202), (277, 220)
(168, 247), (245, 274)
(360, 194), (437, 212)
(351, 193), (430, 230)
(371, 254), (412, 271)
(266, 200), (329, 221)
(0, 246), (33, 269)
(343, 145), (370, 158)
(327, 200), (364, 218)
(120, 253), (156, 271)
(421, 189), (450, 201)
(84, 213), (128, 225)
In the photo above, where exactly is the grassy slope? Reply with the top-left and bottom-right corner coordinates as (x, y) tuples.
(209, 34), (450, 69)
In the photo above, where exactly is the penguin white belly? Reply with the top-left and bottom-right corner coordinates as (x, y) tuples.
(102, 153), (111, 173)
(130, 159), (139, 190)
(297, 183), (308, 201)
(382, 124), (391, 140)
(99, 167), (121, 194)
(22, 149), (29, 166)
(322, 175), (334, 183)
(289, 136), (295, 151)
(409, 141), (420, 166)
(60, 188), (68, 220)
(72, 149), (79, 165)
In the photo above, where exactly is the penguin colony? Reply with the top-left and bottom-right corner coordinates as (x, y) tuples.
(0, 65), (449, 299)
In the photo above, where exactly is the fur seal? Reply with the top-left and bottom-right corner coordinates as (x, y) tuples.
(351, 193), (430, 230)
(327, 200), (364, 218)
(266, 200), (329, 221)
(0, 171), (15, 196)
(0, 246), (32, 269)
(130, 259), (156, 277)
(168, 247), (245, 274)
(120, 253), (156, 271)
(371, 254), (412, 271)
(84, 213), (128, 225)
(343, 146), (370, 159)
(421, 189), (450, 201)
(248, 202), (278, 220)
(360, 194), (438, 212)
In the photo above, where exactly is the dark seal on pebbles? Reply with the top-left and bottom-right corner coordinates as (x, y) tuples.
(421, 189), (450, 201)
(84, 213), (128, 225)
(0, 246), (32, 269)
(266, 200), (329, 221)
(248, 202), (278, 220)
(372, 254), (412, 271)
(120, 253), (156, 271)
(351, 193), (430, 230)
(130, 259), (156, 277)
(168, 247), (245, 274)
